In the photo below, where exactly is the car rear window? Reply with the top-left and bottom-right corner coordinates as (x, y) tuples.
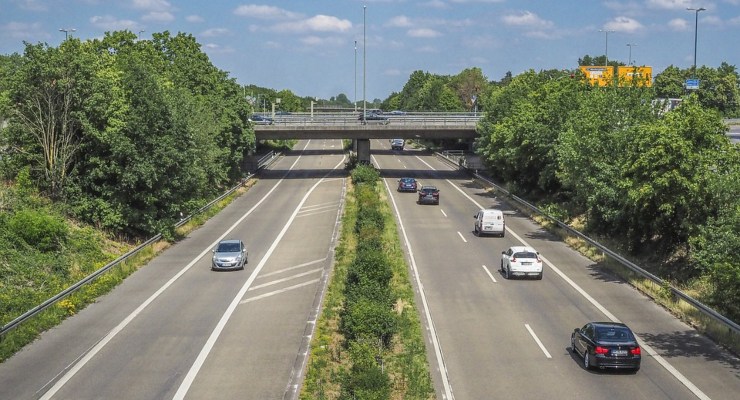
(596, 327), (634, 341)
(513, 252), (537, 259)
(217, 243), (241, 252)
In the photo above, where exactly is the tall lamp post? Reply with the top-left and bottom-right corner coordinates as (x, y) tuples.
(362, 5), (367, 118)
(626, 43), (637, 65)
(687, 7), (706, 78)
(598, 29), (615, 66)
(59, 28), (76, 40)
(354, 40), (358, 112)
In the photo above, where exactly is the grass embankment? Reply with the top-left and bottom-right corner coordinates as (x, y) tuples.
(0, 182), (252, 362)
(301, 165), (435, 400)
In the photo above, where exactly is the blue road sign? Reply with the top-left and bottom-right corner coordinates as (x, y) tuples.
(685, 79), (700, 90)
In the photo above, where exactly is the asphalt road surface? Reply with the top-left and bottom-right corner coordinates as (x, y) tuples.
(0, 139), (347, 400)
(371, 139), (739, 400)
(1, 138), (738, 400)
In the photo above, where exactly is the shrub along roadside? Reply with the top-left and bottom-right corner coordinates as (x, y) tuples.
(0, 181), (253, 362)
(300, 165), (435, 399)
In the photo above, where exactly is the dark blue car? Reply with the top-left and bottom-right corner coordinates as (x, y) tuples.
(397, 177), (418, 192)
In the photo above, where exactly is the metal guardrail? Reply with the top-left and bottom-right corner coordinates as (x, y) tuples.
(256, 112), (481, 129)
(0, 172), (255, 338)
(435, 151), (740, 336)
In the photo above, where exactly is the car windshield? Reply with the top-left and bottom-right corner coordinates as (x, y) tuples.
(422, 188), (436, 193)
(596, 327), (634, 341)
(401, 178), (414, 183)
(513, 251), (537, 259)
(217, 242), (241, 252)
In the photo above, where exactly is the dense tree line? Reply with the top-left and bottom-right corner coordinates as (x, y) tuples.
(473, 69), (740, 321)
(0, 31), (254, 237)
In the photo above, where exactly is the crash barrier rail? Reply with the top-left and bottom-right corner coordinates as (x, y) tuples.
(0, 173), (255, 339)
(435, 151), (740, 341)
(255, 111), (481, 128)
(256, 150), (280, 170)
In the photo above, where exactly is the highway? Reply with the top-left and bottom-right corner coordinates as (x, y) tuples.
(1, 138), (738, 399)
(370, 140), (739, 400)
(0, 140), (347, 400)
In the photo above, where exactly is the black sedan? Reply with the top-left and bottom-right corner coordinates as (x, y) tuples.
(397, 177), (418, 192)
(417, 185), (440, 205)
(571, 322), (641, 372)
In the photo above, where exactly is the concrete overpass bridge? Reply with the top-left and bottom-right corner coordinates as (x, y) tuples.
(253, 112), (481, 162)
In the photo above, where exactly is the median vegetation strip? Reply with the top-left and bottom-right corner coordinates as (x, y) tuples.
(301, 164), (435, 400)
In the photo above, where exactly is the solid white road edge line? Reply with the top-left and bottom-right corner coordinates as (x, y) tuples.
(418, 154), (710, 400)
(173, 149), (345, 400)
(38, 143), (311, 400)
(378, 158), (455, 400)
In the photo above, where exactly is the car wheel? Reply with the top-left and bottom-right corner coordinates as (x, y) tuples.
(583, 351), (591, 370)
(500, 231), (505, 238)
(536, 272), (543, 280)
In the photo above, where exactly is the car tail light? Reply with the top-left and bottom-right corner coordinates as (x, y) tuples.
(630, 347), (641, 355)
(594, 346), (609, 355)
(510, 257), (517, 263)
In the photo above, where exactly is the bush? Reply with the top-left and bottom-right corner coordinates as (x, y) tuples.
(351, 164), (380, 185)
(340, 298), (397, 346)
(7, 209), (68, 252)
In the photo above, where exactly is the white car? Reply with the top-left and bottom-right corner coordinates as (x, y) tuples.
(501, 246), (543, 279)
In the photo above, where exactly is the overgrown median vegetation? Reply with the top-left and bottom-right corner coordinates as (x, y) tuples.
(301, 164), (435, 400)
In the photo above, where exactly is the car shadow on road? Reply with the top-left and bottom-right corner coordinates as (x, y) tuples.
(637, 330), (740, 371)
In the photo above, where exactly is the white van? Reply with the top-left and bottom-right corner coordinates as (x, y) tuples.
(473, 208), (505, 237)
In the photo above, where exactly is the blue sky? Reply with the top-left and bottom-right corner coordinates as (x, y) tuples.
(2, 0), (739, 100)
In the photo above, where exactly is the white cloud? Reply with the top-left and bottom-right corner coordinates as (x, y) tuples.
(203, 43), (235, 54)
(384, 68), (402, 76)
(408, 28), (442, 38)
(132, 0), (172, 12)
(90, 15), (141, 31)
(272, 15), (352, 33)
(646, 0), (696, 10)
(201, 28), (230, 37)
(233, 5), (301, 20)
(186, 15), (204, 23)
(502, 11), (554, 29)
(300, 36), (345, 46)
(386, 15), (413, 28)
(668, 18), (690, 30)
(1, 21), (46, 39)
(142, 11), (174, 22)
(604, 16), (644, 33)
(421, 0), (447, 9)
(17, 0), (47, 11)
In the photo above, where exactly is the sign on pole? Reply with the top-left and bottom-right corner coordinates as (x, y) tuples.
(685, 79), (700, 90)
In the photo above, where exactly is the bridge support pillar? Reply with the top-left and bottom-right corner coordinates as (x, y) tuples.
(356, 139), (371, 164)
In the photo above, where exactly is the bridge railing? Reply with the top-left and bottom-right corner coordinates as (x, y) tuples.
(257, 112), (482, 128)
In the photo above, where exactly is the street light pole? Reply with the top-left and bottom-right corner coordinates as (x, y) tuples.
(687, 7), (706, 78)
(354, 40), (358, 112)
(598, 29), (615, 66)
(59, 28), (76, 40)
(363, 5), (367, 119)
(138, 30), (145, 40)
(626, 43), (637, 65)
